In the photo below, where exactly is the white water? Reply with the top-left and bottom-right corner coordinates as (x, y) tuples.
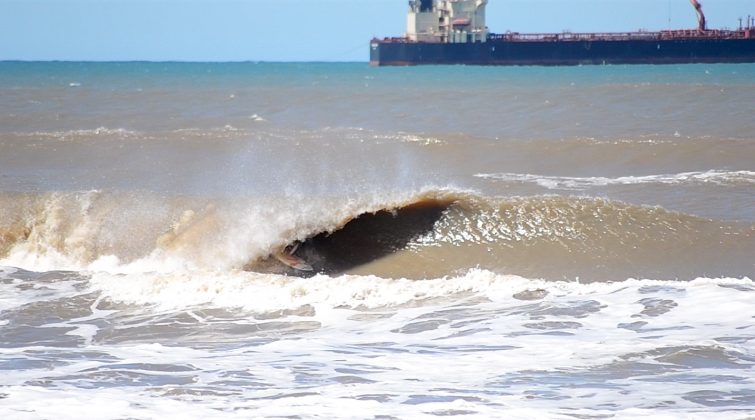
(475, 170), (755, 190)
(1, 267), (753, 419)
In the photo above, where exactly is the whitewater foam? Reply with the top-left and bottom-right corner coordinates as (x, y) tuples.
(475, 170), (755, 190)
(86, 267), (753, 312)
(2, 265), (753, 419)
(10, 127), (142, 141)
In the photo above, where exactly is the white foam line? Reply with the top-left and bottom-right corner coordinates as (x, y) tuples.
(475, 170), (755, 190)
(88, 268), (753, 312)
(13, 127), (141, 139)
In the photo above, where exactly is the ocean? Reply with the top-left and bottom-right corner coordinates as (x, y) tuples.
(0, 61), (753, 419)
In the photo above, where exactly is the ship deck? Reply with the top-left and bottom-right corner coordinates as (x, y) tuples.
(375, 28), (754, 44)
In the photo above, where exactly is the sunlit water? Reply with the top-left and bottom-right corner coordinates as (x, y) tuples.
(0, 62), (753, 418)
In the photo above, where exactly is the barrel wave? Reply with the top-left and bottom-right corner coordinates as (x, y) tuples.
(1, 189), (751, 281)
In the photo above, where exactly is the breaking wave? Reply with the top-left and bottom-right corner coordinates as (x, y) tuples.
(0, 189), (752, 281)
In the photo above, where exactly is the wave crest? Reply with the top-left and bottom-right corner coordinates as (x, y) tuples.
(0, 189), (751, 281)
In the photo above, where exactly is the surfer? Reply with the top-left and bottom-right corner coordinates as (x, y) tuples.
(273, 242), (313, 272)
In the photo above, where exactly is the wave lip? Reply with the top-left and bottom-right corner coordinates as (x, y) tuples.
(475, 170), (755, 190)
(0, 189), (462, 275)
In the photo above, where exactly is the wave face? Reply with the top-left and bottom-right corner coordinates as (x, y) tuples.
(1, 189), (752, 281)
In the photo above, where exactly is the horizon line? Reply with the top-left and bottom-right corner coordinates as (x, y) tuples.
(0, 60), (369, 64)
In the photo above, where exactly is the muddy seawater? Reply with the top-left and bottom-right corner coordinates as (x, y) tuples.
(0, 62), (753, 419)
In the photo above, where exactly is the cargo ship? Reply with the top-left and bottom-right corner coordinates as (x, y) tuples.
(370, 0), (755, 66)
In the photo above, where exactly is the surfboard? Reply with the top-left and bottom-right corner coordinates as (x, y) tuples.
(273, 243), (313, 272)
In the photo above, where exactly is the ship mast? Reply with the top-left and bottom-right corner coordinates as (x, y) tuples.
(689, 0), (707, 32)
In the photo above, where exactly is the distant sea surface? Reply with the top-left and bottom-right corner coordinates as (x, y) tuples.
(1, 62), (754, 419)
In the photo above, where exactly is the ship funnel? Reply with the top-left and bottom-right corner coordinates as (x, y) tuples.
(689, 0), (707, 32)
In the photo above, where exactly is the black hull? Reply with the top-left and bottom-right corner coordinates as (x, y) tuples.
(370, 38), (755, 66)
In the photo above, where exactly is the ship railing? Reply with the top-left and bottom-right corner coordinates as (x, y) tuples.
(658, 29), (748, 39)
(373, 28), (750, 44)
(487, 29), (750, 42)
(488, 32), (661, 42)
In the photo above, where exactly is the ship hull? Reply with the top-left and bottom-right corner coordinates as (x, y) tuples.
(370, 38), (755, 66)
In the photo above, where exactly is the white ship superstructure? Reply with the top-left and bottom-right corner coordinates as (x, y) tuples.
(406, 0), (488, 43)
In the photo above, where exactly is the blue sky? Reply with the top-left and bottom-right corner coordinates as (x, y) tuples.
(2, 0), (753, 61)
